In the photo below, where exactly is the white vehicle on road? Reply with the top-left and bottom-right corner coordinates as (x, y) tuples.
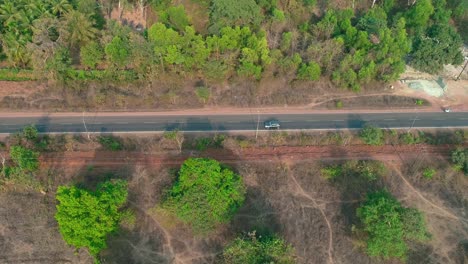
(264, 120), (280, 129)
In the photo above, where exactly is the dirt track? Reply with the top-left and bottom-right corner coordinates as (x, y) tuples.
(39, 144), (456, 168)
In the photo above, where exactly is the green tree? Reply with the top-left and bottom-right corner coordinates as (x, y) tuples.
(159, 5), (190, 32)
(60, 10), (98, 48)
(55, 179), (128, 257)
(163, 158), (245, 233)
(80, 41), (103, 69)
(357, 190), (430, 260)
(9, 146), (39, 172)
(359, 124), (383, 145)
(105, 36), (131, 69)
(222, 232), (296, 264)
(410, 24), (464, 74)
(296, 61), (321, 80)
(357, 191), (407, 259)
(405, 0), (434, 32)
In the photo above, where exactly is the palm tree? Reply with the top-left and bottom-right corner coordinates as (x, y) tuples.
(49, 0), (73, 17)
(60, 10), (98, 48)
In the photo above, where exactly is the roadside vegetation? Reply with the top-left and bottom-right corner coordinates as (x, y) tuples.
(0, 0), (465, 109)
(0, 126), (466, 263)
(161, 158), (246, 234)
(55, 179), (128, 259)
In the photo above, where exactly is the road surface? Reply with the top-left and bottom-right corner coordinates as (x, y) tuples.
(0, 112), (467, 133)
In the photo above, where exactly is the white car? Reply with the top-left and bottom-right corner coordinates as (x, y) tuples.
(264, 120), (280, 129)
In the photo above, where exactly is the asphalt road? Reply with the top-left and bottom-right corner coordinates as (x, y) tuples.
(0, 112), (467, 134)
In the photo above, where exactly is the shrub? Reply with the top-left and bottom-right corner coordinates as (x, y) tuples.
(22, 125), (38, 141)
(195, 86), (211, 103)
(321, 165), (342, 179)
(451, 148), (468, 174)
(359, 124), (384, 145)
(222, 232), (296, 264)
(9, 146), (39, 173)
(163, 158), (245, 233)
(422, 168), (436, 179)
(98, 136), (122, 151)
(335, 100), (343, 108)
(55, 180), (128, 257)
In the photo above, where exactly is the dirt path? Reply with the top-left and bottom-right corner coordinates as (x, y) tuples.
(38, 144), (456, 168)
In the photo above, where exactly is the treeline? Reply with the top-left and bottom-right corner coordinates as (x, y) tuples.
(0, 0), (465, 89)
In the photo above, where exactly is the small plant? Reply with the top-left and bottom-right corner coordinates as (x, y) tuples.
(415, 99), (424, 106)
(422, 168), (436, 179)
(195, 86), (211, 104)
(98, 136), (122, 151)
(195, 137), (211, 151)
(335, 100), (343, 108)
(321, 165), (342, 179)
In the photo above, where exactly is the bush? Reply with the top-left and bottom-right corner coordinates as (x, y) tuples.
(321, 165), (342, 179)
(451, 148), (468, 174)
(222, 232), (296, 264)
(422, 168), (436, 179)
(55, 180), (128, 257)
(195, 86), (211, 103)
(9, 146), (39, 173)
(98, 136), (122, 151)
(335, 100), (343, 108)
(359, 124), (384, 145)
(162, 158), (245, 233)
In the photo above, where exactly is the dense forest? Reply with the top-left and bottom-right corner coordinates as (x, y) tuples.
(0, 0), (465, 90)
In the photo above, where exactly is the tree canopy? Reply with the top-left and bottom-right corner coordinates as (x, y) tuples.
(357, 190), (429, 260)
(55, 179), (128, 256)
(163, 158), (246, 233)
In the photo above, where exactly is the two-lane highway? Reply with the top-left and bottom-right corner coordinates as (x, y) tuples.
(0, 112), (467, 134)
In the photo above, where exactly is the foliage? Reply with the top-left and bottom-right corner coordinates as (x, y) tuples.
(209, 0), (262, 32)
(321, 165), (342, 179)
(422, 167), (436, 180)
(359, 124), (384, 145)
(400, 132), (423, 145)
(9, 146), (39, 173)
(357, 190), (429, 260)
(410, 24), (464, 74)
(105, 36), (131, 69)
(22, 125), (38, 141)
(451, 148), (468, 174)
(159, 5), (190, 32)
(335, 100), (343, 108)
(357, 190), (407, 259)
(55, 179), (128, 256)
(98, 136), (122, 151)
(80, 41), (104, 69)
(222, 232), (296, 264)
(163, 158), (245, 233)
(297, 62), (321, 80)
(195, 86), (211, 103)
